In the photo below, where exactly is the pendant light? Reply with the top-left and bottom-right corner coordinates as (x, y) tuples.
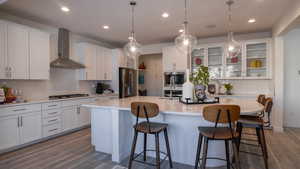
(174, 0), (197, 52)
(226, 0), (241, 58)
(124, 1), (141, 58)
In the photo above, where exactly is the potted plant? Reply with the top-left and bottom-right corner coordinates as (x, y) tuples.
(224, 83), (233, 95)
(191, 66), (210, 101)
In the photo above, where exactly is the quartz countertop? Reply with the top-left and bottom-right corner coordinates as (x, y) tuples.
(82, 96), (264, 116)
(0, 93), (118, 108)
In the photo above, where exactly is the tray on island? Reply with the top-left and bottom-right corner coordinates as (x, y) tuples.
(179, 97), (219, 105)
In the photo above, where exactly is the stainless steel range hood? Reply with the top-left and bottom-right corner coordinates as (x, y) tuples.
(50, 28), (85, 69)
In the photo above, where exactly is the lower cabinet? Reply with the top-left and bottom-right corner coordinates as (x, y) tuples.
(0, 115), (20, 150)
(78, 106), (91, 127)
(62, 106), (78, 131)
(0, 111), (42, 150)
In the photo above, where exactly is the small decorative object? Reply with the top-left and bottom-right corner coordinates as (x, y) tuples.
(138, 74), (144, 84)
(191, 66), (210, 101)
(208, 84), (216, 95)
(195, 57), (202, 65)
(138, 62), (146, 69)
(5, 88), (16, 103)
(224, 83), (233, 95)
(0, 88), (5, 104)
(182, 69), (194, 102)
(231, 57), (239, 63)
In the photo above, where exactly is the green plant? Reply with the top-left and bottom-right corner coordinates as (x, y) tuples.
(224, 83), (233, 92)
(191, 66), (210, 86)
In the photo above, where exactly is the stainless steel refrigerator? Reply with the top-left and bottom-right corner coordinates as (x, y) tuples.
(119, 67), (137, 98)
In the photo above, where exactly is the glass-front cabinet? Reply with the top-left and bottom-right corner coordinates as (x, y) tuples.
(191, 38), (272, 79)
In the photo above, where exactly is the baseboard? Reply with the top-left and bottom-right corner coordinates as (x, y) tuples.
(273, 126), (284, 132)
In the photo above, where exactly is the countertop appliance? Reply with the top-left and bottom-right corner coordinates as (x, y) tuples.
(49, 94), (89, 100)
(164, 72), (185, 87)
(119, 67), (137, 98)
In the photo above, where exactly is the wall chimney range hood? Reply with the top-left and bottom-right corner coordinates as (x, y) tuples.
(50, 28), (85, 69)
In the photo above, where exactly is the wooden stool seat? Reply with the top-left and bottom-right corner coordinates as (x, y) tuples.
(134, 122), (168, 133)
(198, 127), (239, 140)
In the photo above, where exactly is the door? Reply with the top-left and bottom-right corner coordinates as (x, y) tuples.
(62, 106), (78, 131)
(96, 46), (105, 80)
(7, 23), (29, 79)
(0, 115), (20, 150)
(78, 106), (91, 127)
(85, 44), (97, 80)
(19, 112), (42, 144)
(29, 29), (50, 79)
(0, 21), (6, 79)
(103, 48), (113, 80)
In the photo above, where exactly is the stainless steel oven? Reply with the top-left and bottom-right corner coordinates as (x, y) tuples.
(164, 72), (185, 87)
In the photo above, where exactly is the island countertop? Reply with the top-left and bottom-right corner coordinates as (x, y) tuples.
(82, 96), (264, 116)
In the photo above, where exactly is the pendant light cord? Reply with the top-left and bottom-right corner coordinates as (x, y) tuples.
(183, 0), (188, 34)
(130, 1), (136, 38)
(226, 0), (234, 32)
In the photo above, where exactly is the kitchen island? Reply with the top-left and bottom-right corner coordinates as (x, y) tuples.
(82, 96), (264, 167)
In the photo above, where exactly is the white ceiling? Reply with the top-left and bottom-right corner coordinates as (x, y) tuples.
(0, 0), (292, 47)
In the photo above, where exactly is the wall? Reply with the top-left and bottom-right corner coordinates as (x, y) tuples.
(283, 28), (300, 128)
(0, 11), (116, 101)
(139, 54), (163, 96)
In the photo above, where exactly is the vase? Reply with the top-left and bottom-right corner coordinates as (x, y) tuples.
(195, 84), (207, 101)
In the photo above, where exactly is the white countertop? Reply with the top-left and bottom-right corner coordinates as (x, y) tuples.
(0, 93), (118, 108)
(82, 96), (264, 116)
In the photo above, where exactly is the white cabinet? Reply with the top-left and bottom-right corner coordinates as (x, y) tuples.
(7, 23), (29, 79)
(78, 106), (91, 127)
(0, 20), (50, 80)
(0, 115), (19, 150)
(62, 106), (78, 131)
(77, 42), (113, 80)
(19, 112), (42, 144)
(29, 29), (50, 79)
(163, 46), (187, 72)
(0, 21), (6, 79)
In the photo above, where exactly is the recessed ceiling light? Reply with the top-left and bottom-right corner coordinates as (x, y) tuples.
(179, 29), (184, 33)
(61, 6), (70, 12)
(103, 25), (110, 30)
(0, 0), (8, 4)
(248, 18), (256, 23)
(162, 12), (169, 18)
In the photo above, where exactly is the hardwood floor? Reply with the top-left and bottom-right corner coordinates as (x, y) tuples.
(0, 128), (299, 169)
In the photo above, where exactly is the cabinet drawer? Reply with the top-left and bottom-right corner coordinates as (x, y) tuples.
(42, 102), (61, 110)
(42, 116), (61, 126)
(42, 109), (61, 118)
(0, 104), (42, 117)
(61, 100), (80, 107)
(43, 123), (62, 137)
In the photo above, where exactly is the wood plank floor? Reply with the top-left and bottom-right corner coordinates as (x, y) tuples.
(0, 128), (299, 169)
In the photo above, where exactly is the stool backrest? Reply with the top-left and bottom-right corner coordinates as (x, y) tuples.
(203, 105), (240, 124)
(131, 102), (159, 118)
(264, 98), (273, 114)
(257, 94), (266, 105)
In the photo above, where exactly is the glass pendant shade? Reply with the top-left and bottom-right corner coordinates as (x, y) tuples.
(175, 29), (197, 52)
(227, 32), (241, 58)
(124, 36), (141, 58)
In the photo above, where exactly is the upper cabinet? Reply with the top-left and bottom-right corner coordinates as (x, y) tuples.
(163, 46), (187, 72)
(76, 42), (113, 81)
(0, 20), (50, 80)
(191, 38), (272, 80)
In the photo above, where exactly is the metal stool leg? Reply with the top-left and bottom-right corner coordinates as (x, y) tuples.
(194, 133), (203, 169)
(155, 133), (161, 169)
(232, 138), (241, 169)
(259, 127), (269, 169)
(201, 137), (209, 169)
(143, 133), (147, 161)
(164, 129), (173, 168)
(128, 130), (138, 169)
(225, 140), (230, 169)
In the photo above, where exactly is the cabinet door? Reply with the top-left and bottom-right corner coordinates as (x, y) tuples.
(19, 112), (42, 144)
(0, 21), (6, 79)
(96, 46), (105, 80)
(208, 46), (224, 79)
(85, 44), (97, 80)
(29, 29), (50, 79)
(62, 106), (78, 131)
(163, 47), (175, 71)
(0, 115), (20, 150)
(78, 106), (91, 127)
(103, 48), (113, 80)
(7, 23), (29, 79)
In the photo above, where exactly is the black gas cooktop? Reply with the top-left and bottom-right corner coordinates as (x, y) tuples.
(49, 94), (89, 100)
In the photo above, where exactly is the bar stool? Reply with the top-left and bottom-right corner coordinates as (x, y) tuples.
(128, 102), (173, 169)
(194, 105), (241, 169)
(237, 98), (273, 169)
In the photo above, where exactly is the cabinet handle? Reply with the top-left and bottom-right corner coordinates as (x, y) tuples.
(13, 108), (26, 112)
(86, 72), (88, 79)
(49, 129), (58, 132)
(17, 117), (20, 127)
(48, 119), (58, 123)
(48, 112), (58, 115)
(21, 116), (23, 127)
(48, 105), (58, 107)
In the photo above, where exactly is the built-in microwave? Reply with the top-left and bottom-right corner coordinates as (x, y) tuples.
(164, 72), (185, 87)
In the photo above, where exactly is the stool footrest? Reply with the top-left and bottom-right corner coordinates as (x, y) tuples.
(132, 149), (168, 167)
(198, 157), (235, 169)
(240, 150), (263, 157)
